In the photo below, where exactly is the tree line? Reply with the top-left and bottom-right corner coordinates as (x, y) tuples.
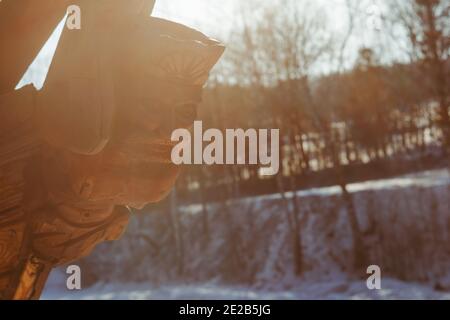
(165, 0), (449, 275)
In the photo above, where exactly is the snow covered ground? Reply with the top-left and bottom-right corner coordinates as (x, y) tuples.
(42, 269), (450, 300)
(41, 168), (450, 300)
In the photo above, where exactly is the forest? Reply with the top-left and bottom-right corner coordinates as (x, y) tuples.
(175, 0), (449, 203)
(57, 0), (450, 298)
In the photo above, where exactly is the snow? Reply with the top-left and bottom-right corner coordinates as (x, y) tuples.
(182, 168), (450, 214)
(41, 168), (450, 300)
(43, 269), (450, 300)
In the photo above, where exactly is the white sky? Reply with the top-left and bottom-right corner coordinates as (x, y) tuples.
(153, 0), (240, 38)
(152, 0), (406, 72)
(153, 0), (351, 39)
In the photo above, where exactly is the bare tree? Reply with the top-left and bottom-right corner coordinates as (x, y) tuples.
(391, 0), (450, 152)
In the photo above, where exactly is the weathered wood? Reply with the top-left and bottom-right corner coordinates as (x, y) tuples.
(0, 1), (223, 299)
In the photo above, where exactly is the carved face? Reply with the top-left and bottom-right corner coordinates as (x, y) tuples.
(38, 17), (224, 209)
(112, 17), (225, 150)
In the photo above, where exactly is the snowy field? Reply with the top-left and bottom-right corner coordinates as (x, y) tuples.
(43, 271), (450, 300)
(42, 168), (450, 300)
